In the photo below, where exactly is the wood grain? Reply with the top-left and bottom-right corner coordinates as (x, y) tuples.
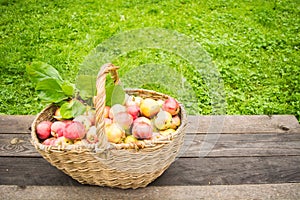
(1, 156), (299, 186)
(187, 115), (300, 134)
(0, 115), (34, 134)
(1, 183), (300, 200)
(0, 134), (38, 157)
(1, 114), (300, 198)
(1, 133), (300, 157)
(180, 133), (300, 157)
(1, 115), (299, 134)
(154, 156), (300, 186)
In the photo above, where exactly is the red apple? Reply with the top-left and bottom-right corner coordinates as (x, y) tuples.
(113, 111), (133, 130)
(36, 121), (52, 140)
(162, 97), (180, 115)
(51, 120), (71, 137)
(42, 137), (56, 146)
(133, 117), (151, 126)
(64, 121), (86, 140)
(127, 104), (140, 120)
(170, 115), (181, 129)
(132, 121), (153, 140)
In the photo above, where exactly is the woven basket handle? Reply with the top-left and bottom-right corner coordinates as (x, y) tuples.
(95, 63), (120, 150)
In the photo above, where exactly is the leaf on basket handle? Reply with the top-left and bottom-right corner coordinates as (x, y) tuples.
(105, 83), (126, 107)
(75, 75), (96, 100)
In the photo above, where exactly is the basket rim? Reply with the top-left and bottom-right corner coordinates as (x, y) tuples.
(31, 88), (187, 153)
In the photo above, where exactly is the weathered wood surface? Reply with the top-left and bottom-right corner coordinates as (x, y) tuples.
(187, 115), (300, 134)
(2, 183), (300, 200)
(1, 156), (300, 186)
(1, 133), (300, 157)
(1, 114), (299, 134)
(0, 114), (300, 199)
(0, 115), (34, 134)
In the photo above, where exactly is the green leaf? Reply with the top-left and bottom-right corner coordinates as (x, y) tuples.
(105, 83), (126, 106)
(75, 75), (96, 100)
(35, 78), (68, 103)
(75, 74), (125, 107)
(105, 82), (115, 107)
(60, 100), (86, 119)
(60, 102), (74, 119)
(62, 81), (75, 96)
(26, 61), (63, 84)
(71, 100), (87, 117)
(111, 84), (126, 106)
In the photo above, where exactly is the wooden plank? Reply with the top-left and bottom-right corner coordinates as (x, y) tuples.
(0, 157), (81, 186)
(187, 115), (300, 134)
(1, 183), (300, 200)
(1, 133), (300, 158)
(0, 115), (34, 134)
(180, 133), (300, 157)
(0, 134), (38, 157)
(0, 115), (299, 134)
(153, 157), (300, 186)
(1, 156), (299, 186)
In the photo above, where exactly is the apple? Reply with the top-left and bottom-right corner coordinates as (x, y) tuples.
(133, 117), (151, 126)
(53, 108), (63, 120)
(109, 104), (127, 119)
(162, 97), (180, 115)
(132, 121), (153, 140)
(154, 110), (172, 130)
(86, 126), (98, 144)
(104, 106), (110, 118)
(51, 121), (66, 137)
(51, 120), (72, 137)
(113, 111), (133, 130)
(160, 128), (176, 136)
(85, 109), (96, 125)
(127, 104), (140, 120)
(36, 121), (52, 140)
(42, 137), (56, 146)
(140, 98), (160, 118)
(104, 118), (113, 126)
(170, 115), (181, 129)
(124, 135), (138, 144)
(64, 121), (86, 140)
(157, 99), (165, 107)
(54, 136), (73, 146)
(105, 123), (125, 143)
(125, 95), (143, 107)
(73, 115), (92, 131)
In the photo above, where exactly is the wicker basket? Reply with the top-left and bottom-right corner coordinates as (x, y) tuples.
(31, 63), (187, 189)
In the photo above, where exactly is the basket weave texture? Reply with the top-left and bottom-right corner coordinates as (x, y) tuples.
(31, 64), (187, 189)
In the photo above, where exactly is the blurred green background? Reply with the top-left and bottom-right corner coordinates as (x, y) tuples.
(0, 0), (299, 120)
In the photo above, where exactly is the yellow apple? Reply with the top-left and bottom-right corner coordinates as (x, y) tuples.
(140, 98), (160, 118)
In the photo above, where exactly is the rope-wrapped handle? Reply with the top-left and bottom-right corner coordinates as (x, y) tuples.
(94, 63), (120, 150)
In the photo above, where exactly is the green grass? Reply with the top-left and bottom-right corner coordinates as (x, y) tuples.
(0, 0), (299, 120)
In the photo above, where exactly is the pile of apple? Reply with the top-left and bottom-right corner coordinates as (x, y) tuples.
(36, 95), (181, 147)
